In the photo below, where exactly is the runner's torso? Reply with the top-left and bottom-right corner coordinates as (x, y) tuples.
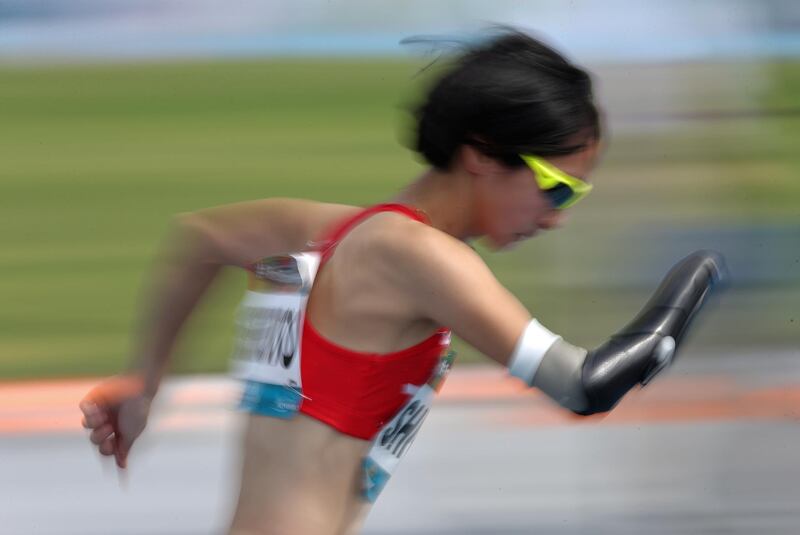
(305, 204), (445, 357)
(230, 202), (450, 535)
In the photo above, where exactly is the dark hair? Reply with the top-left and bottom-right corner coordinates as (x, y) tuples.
(412, 30), (600, 169)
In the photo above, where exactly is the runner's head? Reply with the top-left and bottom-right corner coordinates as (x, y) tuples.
(413, 29), (602, 249)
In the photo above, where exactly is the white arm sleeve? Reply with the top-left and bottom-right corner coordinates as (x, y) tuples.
(507, 319), (562, 385)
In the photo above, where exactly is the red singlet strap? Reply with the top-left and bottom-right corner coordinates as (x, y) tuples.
(315, 203), (428, 264)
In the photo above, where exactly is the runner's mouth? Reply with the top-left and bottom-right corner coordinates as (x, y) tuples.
(514, 231), (536, 241)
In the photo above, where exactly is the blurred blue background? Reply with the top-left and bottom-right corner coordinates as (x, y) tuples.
(2, 0), (800, 61)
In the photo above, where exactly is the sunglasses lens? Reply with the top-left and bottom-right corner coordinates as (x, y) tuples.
(544, 183), (574, 208)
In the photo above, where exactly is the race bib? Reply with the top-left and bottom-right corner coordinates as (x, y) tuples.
(231, 252), (320, 417)
(362, 347), (455, 502)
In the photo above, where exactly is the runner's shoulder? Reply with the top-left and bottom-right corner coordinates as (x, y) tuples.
(269, 197), (362, 252)
(349, 211), (487, 286)
(178, 197), (360, 265)
(285, 198), (361, 238)
(245, 197), (359, 232)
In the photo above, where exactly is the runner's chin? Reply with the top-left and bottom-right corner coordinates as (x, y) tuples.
(494, 234), (523, 252)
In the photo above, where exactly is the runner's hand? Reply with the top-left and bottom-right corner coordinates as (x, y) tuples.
(79, 375), (151, 469)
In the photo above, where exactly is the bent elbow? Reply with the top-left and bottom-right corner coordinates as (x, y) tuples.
(167, 212), (223, 264)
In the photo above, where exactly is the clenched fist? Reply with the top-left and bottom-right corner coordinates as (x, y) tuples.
(79, 375), (152, 468)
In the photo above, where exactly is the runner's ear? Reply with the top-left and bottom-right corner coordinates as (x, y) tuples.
(460, 145), (507, 176)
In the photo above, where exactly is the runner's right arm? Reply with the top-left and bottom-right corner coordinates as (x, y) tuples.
(80, 198), (356, 466)
(129, 198), (347, 397)
(384, 223), (725, 415)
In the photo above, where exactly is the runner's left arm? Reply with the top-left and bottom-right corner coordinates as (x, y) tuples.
(383, 225), (724, 415)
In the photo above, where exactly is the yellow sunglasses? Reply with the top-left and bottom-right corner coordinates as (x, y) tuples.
(519, 154), (593, 209)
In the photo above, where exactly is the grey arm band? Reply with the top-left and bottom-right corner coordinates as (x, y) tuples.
(531, 338), (590, 413)
(507, 323), (592, 413)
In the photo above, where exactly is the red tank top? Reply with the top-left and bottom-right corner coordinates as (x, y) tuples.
(298, 204), (451, 440)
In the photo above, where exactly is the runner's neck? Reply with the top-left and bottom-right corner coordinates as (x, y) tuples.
(391, 168), (477, 241)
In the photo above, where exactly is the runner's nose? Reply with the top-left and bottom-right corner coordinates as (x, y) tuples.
(538, 210), (566, 230)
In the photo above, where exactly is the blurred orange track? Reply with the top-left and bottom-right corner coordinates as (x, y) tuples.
(2, 364), (799, 435)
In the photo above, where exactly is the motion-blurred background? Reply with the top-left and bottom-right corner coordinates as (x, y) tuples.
(1, 3), (799, 534)
(1, 0), (798, 378)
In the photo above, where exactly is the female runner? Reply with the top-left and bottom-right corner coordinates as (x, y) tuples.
(80, 30), (724, 535)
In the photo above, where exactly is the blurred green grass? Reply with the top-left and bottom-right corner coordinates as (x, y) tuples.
(1, 59), (798, 379)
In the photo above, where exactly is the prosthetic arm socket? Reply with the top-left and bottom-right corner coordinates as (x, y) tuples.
(510, 250), (726, 415)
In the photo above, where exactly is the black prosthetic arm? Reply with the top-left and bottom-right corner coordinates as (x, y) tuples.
(577, 250), (726, 415)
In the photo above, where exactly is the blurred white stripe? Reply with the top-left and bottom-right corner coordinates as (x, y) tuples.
(1, 0), (799, 61)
